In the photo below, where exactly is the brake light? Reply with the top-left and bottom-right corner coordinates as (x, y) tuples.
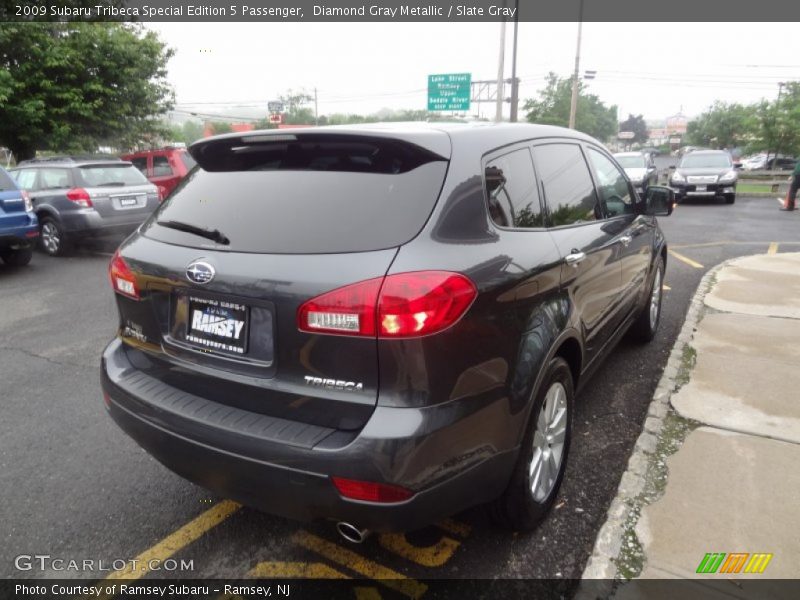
(21, 190), (33, 212)
(66, 188), (93, 208)
(297, 271), (476, 338)
(331, 477), (414, 503)
(157, 186), (167, 202)
(109, 251), (139, 300)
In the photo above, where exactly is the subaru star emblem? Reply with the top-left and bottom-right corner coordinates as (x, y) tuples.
(186, 260), (215, 284)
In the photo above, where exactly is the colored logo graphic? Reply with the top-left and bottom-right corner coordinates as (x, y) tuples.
(696, 552), (773, 574)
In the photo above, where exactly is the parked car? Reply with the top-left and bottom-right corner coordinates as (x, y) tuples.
(10, 156), (160, 256)
(102, 123), (673, 537)
(741, 153), (797, 171)
(120, 146), (197, 199)
(613, 151), (658, 196)
(669, 149), (738, 204)
(0, 166), (38, 266)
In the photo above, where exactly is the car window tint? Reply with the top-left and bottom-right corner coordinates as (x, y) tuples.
(38, 168), (71, 190)
(485, 148), (544, 228)
(131, 157), (148, 174)
(153, 156), (173, 177)
(532, 143), (599, 226)
(587, 148), (633, 217)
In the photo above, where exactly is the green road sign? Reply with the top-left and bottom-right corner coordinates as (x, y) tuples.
(428, 73), (471, 111)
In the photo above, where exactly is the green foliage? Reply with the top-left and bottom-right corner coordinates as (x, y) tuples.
(618, 114), (648, 145)
(523, 72), (618, 141)
(209, 122), (233, 135)
(0, 22), (174, 160)
(750, 82), (800, 156)
(179, 120), (205, 145)
(685, 101), (754, 149)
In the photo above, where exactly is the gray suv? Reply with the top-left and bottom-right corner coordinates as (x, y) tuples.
(10, 157), (159, 255)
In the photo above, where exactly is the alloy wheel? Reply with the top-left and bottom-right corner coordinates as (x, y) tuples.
(529, 382), (568, 502)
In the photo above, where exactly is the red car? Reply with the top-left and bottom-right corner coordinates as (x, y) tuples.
(120, 147), (196, 200)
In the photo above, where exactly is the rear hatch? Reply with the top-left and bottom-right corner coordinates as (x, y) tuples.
(0, 169), (28, 228)
(77, 162), (158, 216)
(113, 131), (450, 430)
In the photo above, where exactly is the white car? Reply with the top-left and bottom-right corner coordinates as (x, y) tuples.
(613, 151), (658, 195)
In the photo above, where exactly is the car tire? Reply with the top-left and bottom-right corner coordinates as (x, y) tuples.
(0, 247), (33, 267)
(629, 256), (664, 343)
(39, 216), (70, 256)
(489, 357), (573, 531)
(725, 194), (736, 204)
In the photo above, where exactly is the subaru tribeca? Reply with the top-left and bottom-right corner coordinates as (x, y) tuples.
(101, 123), (672, 536)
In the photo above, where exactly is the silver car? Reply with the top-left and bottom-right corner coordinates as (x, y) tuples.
(10, 156), (160, 255)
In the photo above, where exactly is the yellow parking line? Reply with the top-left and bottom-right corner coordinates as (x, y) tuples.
(668, 250), (704, 269)
(662, 284), (671, 291)
(249, 561), (350, 578)
(293, 530), (427, 599)
(437, 518), (472, 538)
(768, 242), (779, 255)
(378, 532), (461, 567)
(103, 500), (240, 581)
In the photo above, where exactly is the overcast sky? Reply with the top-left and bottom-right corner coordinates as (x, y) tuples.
(147, 22), (800, 124)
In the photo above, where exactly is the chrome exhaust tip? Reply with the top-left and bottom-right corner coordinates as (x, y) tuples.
(336, 521), (370, 544)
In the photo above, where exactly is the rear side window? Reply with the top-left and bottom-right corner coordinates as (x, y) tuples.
(130, 157), (148, 174)
(78, 165), (149, 187)
(533, 143), (599, 226)
(485, 148), (544, 228)
(142, 136), (448, 254)
(0, 169), (17, 191)
(38, 168), (72, 190)
(153, 156), (173, 177)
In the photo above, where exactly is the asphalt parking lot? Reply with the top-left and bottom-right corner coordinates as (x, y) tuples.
(2, 195), (798, 594)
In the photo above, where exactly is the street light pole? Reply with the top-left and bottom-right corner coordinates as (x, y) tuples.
(568, 0), (584, 129)
(509, 0), (520, 122)
(495, 16), (507, 123)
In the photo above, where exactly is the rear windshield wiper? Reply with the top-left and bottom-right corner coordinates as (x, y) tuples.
(156, 219), (230, 245)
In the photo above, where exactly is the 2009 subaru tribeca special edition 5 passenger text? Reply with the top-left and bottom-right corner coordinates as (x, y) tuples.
(101, 123), (673, 539)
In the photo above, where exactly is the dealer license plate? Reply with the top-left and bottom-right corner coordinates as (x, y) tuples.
(186, 296), (249, 354)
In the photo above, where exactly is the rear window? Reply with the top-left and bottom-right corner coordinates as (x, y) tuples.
(78, 164), (149, 187)
(141, 136), (448, 254)
(680, 153), (731, 169)
(0, 169), (17, 191)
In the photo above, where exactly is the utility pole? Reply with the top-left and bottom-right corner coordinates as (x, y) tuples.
(495, 17), (507, 123)
(314, 88), (319, 126)
(768, 81), (785, 168)
(509, 0), (520, 122)
(568, 0), (584, 129)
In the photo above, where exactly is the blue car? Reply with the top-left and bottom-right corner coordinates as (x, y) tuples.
(0, 165), (38, 266)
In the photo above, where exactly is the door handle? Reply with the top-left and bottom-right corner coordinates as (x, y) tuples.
(618, 234), (633, 247)
(564, 251), (586, 265)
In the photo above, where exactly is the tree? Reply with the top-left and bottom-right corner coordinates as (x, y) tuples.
(209, 122), (233, 135)
(750, 83), (800, 158)
(180, 120), (205, 145)
(0, 23), (174, 160)
(685, 101), (755, 149)
(279, 89), (315, 125)
(618, 114), (648, 145)
(523, 73), (617, 141)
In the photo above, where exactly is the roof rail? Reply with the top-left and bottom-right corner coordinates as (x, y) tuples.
(17, 154), (122, 165)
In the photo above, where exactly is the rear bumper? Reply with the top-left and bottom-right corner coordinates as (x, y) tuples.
(101, 338), (518, 531)
(0, 214), (39, 249)
(61, 209), (153, 237)
(671, 182), (736, 198)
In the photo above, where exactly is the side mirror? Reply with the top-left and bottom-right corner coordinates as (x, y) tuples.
(645, 185), (674, 216)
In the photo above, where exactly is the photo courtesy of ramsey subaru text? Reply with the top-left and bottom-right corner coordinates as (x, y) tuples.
(101, 123), (673, 540)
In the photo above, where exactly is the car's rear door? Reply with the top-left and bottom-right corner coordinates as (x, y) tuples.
(531, 141), (622, 364)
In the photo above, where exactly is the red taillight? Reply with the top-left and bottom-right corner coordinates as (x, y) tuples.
(331, 477), (414, 503)
(109, 251), (139, 300)
(297, 271), (476, 338)
(157, 186), (167, 202)
(21, 190), (33, 212)
(66, 187), (93, 208)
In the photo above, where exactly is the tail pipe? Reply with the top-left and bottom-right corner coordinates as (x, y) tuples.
(336, 521), (371, 544)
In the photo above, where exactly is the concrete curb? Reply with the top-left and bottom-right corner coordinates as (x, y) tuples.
(575, 259), (735, 599)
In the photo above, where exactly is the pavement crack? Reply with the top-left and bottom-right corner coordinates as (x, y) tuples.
(0, 345), (94, 371)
